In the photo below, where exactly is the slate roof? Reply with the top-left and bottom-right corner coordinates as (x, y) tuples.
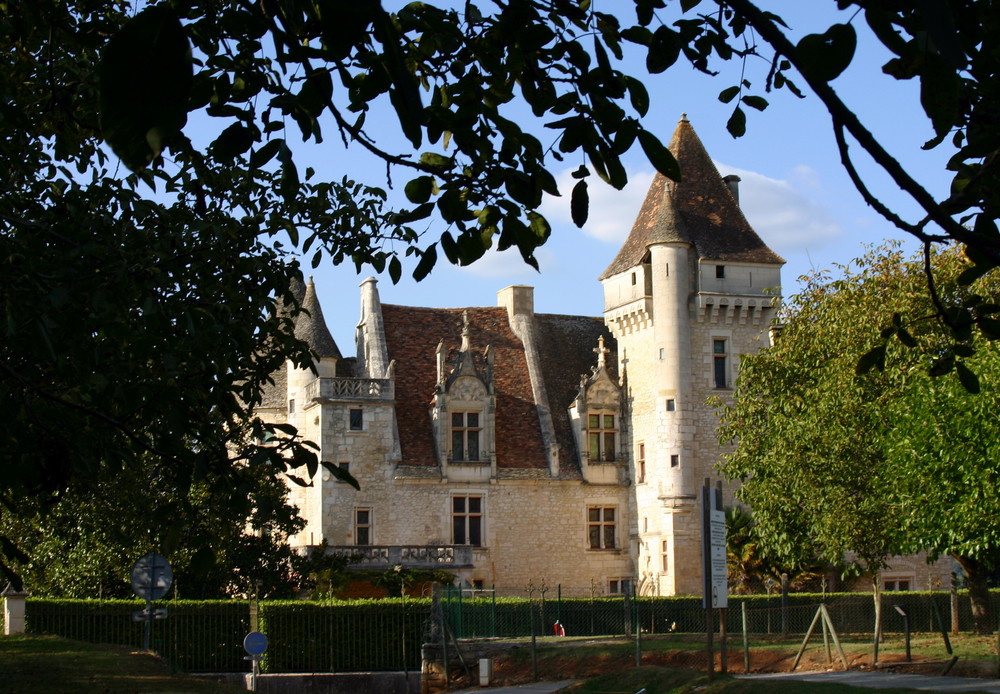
(534, 313), (617, 478)
(600, 116), (784, 280)
(382, 305), (614, 474)
(295, 278), (342, 360)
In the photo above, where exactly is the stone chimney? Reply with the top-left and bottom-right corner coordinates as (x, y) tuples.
(497, 285), (534, 321)
(723, 174), (741, 204)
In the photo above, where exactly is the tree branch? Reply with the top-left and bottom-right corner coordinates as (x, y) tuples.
(720, 0), (1000, 263)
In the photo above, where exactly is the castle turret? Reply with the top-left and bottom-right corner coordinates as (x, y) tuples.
(601, 115), (783, 596)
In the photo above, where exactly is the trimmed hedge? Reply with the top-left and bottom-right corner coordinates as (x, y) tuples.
(257, 598), (428, 673)
(25, 599), (250, 672)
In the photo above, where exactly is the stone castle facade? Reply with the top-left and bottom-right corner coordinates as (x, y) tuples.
(258, 117), (944, 596)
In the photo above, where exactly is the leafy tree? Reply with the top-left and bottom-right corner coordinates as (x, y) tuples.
(0, 454), (307, 599)
(720, 243), (1000, 632)
(4, 0), (999, 585)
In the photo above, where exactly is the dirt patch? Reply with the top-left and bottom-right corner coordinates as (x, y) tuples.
(450, 637), (998, 689)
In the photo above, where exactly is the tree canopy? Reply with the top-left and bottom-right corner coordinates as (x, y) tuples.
(3, 0), (998, 587)
(719, 243), (1000, 630)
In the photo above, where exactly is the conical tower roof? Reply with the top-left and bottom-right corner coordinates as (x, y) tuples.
(294, 277), (342, 359)
(600, 116), (784, 280)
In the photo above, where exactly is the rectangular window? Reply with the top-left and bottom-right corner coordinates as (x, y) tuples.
(666, 399), (675, 412)
(588, 506), (616, 549)
(637, 443), (646, 483)
(662, 540), (669, 573)
(349, 408), (364, 431)
(453, 495), (483, 546)
(451, 411), (481, 461)
(716, 265), (726, 279)
(587, 413), (617, 462)
(884, 578), (911, 592)
(713, 339), (728, 389)
(288, 398), (296, 414)
(355, 508), (371, 546)
(670, 454), (679, 468)
(608, 578), (632, 596)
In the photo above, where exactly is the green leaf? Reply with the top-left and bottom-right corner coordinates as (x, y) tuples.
(250, 139), (283, 168)
(741, 95), (769, 111)
(393, 202), (434, 224)
(624, 76), (650, 116)
(646, 26), (680, 74)
(405, 175), (435, 204)
(211, 123), (256, 159)
(571, 179), (589, 228)
(99, 5), (193, 170)
(856, 344), (886, 374)
(322, 461), (360, 490)
(638, 130), (681, 181)
(388, 256), (402, 284)
(419, 152), (452, 170)
(413, 243), (437, 281)
(955, 361), (980, 394)
(719, 86), (740, 104)
(796, 23), (857, 82)
(919, 54), (960, 139)
(727, 106), (747, 138)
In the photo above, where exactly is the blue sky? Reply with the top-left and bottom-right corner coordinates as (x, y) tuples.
(303, 3), (954, 356)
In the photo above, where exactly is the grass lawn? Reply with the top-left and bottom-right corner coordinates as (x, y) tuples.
(0, 634), (247, 694)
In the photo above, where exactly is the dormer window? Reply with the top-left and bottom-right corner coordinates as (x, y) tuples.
(451, 411), (482, 461)
(588, 413), (617, 462)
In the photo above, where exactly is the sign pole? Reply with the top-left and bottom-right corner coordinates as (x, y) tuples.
(702, 478), (714, 679)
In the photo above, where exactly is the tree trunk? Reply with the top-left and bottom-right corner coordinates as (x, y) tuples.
(953, 554), (993, 634)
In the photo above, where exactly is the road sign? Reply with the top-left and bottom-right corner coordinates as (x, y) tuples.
(709, 508), (728, 608)
(243, 631), (269, 656)
(132, 607), (168, 622)
(130, 553), (173, 601)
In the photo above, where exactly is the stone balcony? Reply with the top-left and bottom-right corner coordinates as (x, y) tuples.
(325, 545), (477, 570)
(304, 377), (394, 403)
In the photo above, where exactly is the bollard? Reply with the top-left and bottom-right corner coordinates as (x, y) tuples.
(2, 583), (29, 636)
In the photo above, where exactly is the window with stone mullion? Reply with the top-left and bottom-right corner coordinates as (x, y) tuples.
(587, 413), (616, 462)
(451, 411), (481, 461)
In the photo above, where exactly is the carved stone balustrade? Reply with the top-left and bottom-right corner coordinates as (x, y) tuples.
(324, 545), (475, 570)
(304, 377), (394, 403)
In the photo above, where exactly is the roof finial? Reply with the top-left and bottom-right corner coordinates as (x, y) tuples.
(680, 112), (689, 122)
(460, 309), (471, 352)
(593, 335), (609, 369)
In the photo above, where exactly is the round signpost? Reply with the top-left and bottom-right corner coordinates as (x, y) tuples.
(130, 553), (173, 651)
(131, 552), (173, 601)
(244, 631), (269, 692)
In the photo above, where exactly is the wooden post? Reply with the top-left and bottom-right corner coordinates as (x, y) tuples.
(741, 601), (750, 673)
(950, 572), (960, 636)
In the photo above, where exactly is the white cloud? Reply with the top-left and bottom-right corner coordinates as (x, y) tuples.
(540, 168), (655, 243)
(452, 245), (557, 279)
(715, 162), (843, 255)
(539, 162), (842, 257)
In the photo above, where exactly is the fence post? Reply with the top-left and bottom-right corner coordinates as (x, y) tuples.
(780, 573), (789, 636)
(2, 583), (28, 635)
(950, 572), (960, 635)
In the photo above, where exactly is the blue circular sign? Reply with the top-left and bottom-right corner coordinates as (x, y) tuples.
(243, 631), (269, 656)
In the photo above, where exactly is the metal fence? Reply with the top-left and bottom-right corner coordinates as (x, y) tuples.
(21, 598), (425, 673)
(440, 586), (998, 639)
(13, 589), (1000, 673)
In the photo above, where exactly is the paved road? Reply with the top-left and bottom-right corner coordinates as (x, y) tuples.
(737, 671), (1000, 692)
(452, 672), (1000, 693)
(450, 680), (578, 693)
